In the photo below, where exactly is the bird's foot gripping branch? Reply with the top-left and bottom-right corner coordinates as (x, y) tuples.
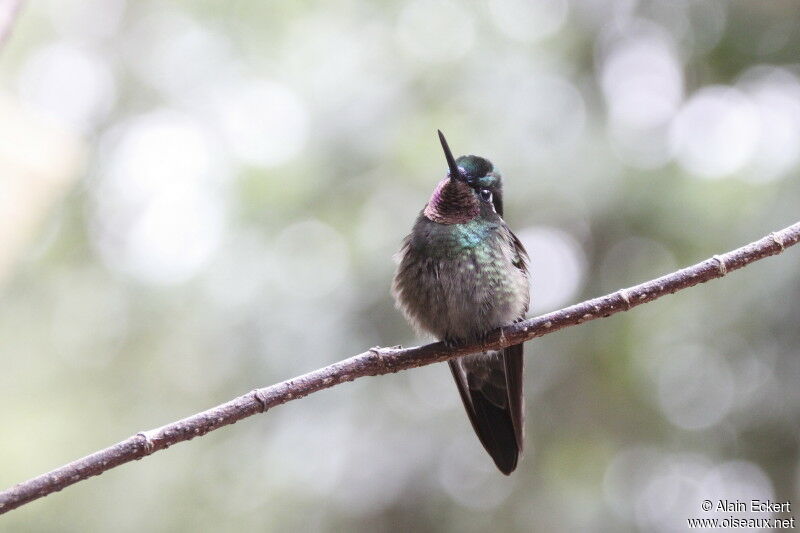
(1, 221), (799, 514)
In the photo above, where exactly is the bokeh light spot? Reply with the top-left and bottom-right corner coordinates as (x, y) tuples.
(738, 66), (800, 182)
(206, 80), (309, 168)
(488, 0), (568, 43)
(516, 226), (586, 312)
(670, 86), (760, 179)
(17, 42), (116, 133)
(601, 25), (683, 130)
(91, 110), (226, 284)
(396, 0), (475, 62)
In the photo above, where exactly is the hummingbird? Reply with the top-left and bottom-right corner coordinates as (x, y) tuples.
(392, 131), (530, 475)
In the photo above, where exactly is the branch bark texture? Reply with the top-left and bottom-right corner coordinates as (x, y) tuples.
(1, 221), (799, 515)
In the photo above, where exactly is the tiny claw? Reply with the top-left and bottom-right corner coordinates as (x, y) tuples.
(442, 338), (459, 349)
(497, 328), (507, 347)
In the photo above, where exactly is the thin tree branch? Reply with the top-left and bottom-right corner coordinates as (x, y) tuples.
(1, 221), (799, 515)
(0, 0), (24, 51)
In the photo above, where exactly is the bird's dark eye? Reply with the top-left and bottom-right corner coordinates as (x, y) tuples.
(479, 189), (492, 202)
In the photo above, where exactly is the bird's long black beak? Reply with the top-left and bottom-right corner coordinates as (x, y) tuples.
(438, 130), (463, 181)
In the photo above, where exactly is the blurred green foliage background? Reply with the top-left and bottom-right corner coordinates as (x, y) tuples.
(1, 0), (799, 531)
